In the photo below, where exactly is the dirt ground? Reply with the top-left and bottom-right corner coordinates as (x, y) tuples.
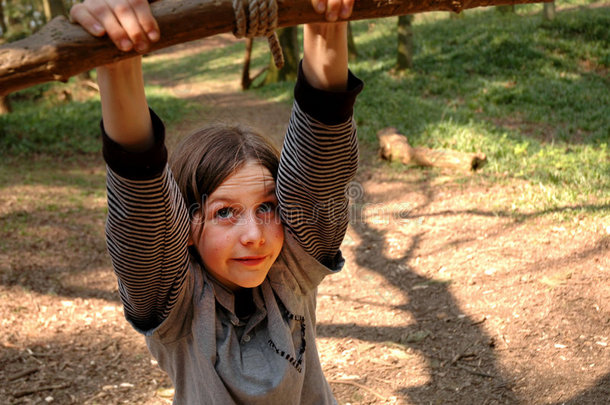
(1, 35), (609, 404)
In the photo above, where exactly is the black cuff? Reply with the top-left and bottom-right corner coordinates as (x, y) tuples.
(294, 60), (364, 126)
(101, 109), (168, 180)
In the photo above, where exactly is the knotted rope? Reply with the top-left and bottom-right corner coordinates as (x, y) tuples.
(232, 0), (284, 69)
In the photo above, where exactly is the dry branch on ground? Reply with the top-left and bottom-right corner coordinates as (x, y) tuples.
(377, 127), (487, 171)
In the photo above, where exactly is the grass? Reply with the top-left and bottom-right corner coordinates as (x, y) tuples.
(254, 5), (610, 215)
(0, 79), (192, 156)
(350, 6), (609, 213)
(0, 2), (608, 219)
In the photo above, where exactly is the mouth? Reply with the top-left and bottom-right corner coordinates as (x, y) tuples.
(232, 256), (268, 266)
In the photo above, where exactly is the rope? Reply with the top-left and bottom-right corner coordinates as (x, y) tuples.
(232, 0), (284, 69)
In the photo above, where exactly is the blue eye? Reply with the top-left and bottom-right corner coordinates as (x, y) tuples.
(215, 207), (234, 219)
(258, 202), (276, 214)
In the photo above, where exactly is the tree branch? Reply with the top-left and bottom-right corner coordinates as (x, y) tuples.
(0, 0), (548, 95)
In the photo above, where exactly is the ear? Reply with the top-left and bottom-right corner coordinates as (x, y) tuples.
(188, 211), (203, 246)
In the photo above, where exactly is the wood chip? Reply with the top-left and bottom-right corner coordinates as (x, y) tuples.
(328, 379), (386, 401)
(12, 383), (71, 399)
(8, 366), (39, 381)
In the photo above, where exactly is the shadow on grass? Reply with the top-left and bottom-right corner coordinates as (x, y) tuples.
(352, 6), (609, 147)
(348, 7), (609, 204)
(142, 36), (269, 87)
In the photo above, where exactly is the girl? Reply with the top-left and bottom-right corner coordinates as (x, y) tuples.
(71, 0), (363, 403)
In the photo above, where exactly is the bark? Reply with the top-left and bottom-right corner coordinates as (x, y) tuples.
(543, 2), (555, 20)
(396, 15), (414, 71)
(0, 0), (549, 95)
(264, 26), (299, 84)
(241, 38), (254, 90)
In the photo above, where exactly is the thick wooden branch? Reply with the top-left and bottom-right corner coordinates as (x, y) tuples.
(378, 127), (487, 171)
(0, 0), (546, 95)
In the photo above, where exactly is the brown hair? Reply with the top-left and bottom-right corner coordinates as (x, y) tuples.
(169, 124), (280, 221)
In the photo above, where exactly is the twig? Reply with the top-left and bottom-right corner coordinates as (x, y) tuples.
(83, 390), (107, 404)
(441, 343), (473, 367)
(110, 351), (122, 364)
(456, 364), (496, 379)
(79, 79), (99, 92)
(27, 350), (54, 357)
(328, 379), (386, 401)
(372, 376), (395, 385)
(471, 315), (487, 325)
(12, 382), (71, 398)
(8, 366), (39, 381)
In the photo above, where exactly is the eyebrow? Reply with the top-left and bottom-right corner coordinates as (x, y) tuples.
(207, 187), (276, 206)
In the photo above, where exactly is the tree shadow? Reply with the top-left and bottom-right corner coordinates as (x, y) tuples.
(345, 172), (518, 403)
(0, 327), (169, 403)
(0, 159), (119, 302)
(318, 167), (609, 403)
(559, 373), (610, 405)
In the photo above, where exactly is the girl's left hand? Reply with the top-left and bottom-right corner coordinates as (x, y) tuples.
(311, 0), (355, 22)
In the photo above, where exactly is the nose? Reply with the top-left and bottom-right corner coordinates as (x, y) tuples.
(239, 213), (265, 246)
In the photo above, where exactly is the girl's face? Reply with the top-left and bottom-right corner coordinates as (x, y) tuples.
(190, 161), (284, 290)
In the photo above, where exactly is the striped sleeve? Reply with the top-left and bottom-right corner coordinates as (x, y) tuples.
(277, 65), (363, 267)
(103, 112), (190, 332)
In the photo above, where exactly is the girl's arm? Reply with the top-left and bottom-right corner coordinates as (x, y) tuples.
(71, 0), (190, 332)
(302, 0), (353, 91)
(302, 22), (348, 91)
(97, 58), (154, 151)
(277, 0), (363, 268)
(71, 0), (159, 150)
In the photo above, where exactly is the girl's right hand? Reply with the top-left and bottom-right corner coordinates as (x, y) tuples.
(311, 0), (354, 22)
(70, 0), (160, 54)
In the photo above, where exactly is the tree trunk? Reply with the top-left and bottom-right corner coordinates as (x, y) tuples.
(43, 0), (67, 22)
(396, 14), (413, 71)
(0, 0), (8, 37)
(4, 0), (21, 35)
(496, 5), (515, 13)
(264, 26), (299, 84)
(543, 2), (555, 20)
(5, 0), (18, 27)
(0, 95), (11, 114)
(0, 0), (548, 95)
(347, 22), (357, 61)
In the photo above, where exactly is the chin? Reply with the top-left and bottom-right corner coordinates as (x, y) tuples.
(239, 277), (267, 289)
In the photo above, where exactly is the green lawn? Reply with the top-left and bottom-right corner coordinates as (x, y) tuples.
(344, 6), (609, 211)
(256, 5), (609, 214)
